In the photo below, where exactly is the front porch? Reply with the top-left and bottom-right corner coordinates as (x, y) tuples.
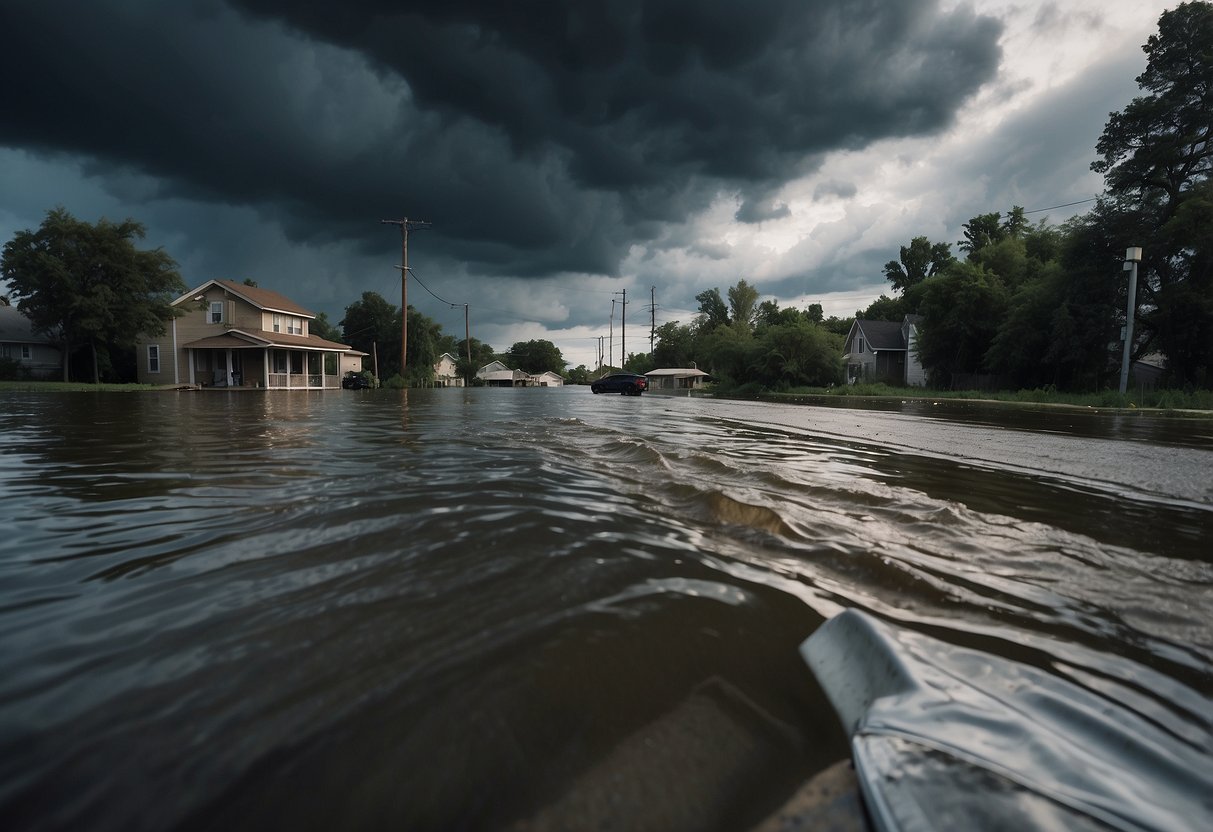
(187, 338), (342, 390)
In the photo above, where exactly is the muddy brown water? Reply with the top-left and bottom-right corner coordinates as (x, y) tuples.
(1, 389), (1210, 830)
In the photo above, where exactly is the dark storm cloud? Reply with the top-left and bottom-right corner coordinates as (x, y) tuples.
(0, 0), (1002, 278)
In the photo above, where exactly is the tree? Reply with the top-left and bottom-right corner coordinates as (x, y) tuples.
(858, 294), (908, 322)
(727, 279), (760, 332)
(311, 311), (343, 342)
(566, 365), (591, 385)
(753, 321), (843, 389)
(958, 212), (1006, 258)
(456, 336), (497, 382)
(623, 352), (655, 374)
(504, 339), (564, 374)
(916, 261), (1010, 387)
(1092, 2), (1213, 206)
(652, 321), (696, 368)
(1091, 1), (1213, 386)
(883, 236), (954, 292)
(341, 291), (400, 377)
(695, 288), (729, 330)
(1, 207), (184, 382)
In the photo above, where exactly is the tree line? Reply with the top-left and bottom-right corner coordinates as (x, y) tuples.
(633, 2), (1212, 393)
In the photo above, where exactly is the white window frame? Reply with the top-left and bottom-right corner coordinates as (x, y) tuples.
(209, 302), (224, 324)
(857, 337), (865, 354)
(288, 316), (303, 335)
(147, 344), (161, 374)
(21, 345), (30, 360)
(273, 313), (282, 333)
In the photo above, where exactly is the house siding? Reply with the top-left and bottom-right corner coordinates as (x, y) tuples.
(135, 280), (354, 389)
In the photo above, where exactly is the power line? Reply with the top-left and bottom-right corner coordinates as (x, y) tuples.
(406, 267), (462, 308)
(1021, 197), (1098, 215)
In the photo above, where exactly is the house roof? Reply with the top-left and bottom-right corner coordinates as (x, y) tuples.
(646, 368), (709, 378)
(175, 279), (317, 318)
(0, 306), (56, 344)
(855, 319), (908, 351)
(182, 328), (352, 352)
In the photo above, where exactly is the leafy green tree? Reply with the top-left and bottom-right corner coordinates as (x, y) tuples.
(883, 236), (954, 292)
(1, 207), (184, 382)
(652, 321), (696, 367)
(805, 303), (824, 324)
(566, 365), (591, 385)
(857, 294), (908, 322)
(1091, 1), (1213, 386)
(727, 279), (760, 332)
(820, 315), (854, 337)
(958, 212), (1005, 258)
(340, 291), (400, 376)
(623, 352), (656, 374)
(504, 339), (564, 374)
(916, 261), (1010, 386)
(311, 311), (343, 342)
(404, 306), (442, 386)
(456, 336), (497, 382)
(695, 288), (730, 330)
(753, 321), (843, 389)
(1001, 206), (1029, 238)
(697, 324), (756, 386)
(755, 300), (805, 329)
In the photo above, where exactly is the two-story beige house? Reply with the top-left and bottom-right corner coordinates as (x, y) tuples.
(135, 279), (365, 389)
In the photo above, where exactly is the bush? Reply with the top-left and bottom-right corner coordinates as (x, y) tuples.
(0, 357), (30, 381)
(383, 373), (407, 389)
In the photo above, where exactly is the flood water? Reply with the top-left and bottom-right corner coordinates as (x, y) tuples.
(1, 388), (1210, 830)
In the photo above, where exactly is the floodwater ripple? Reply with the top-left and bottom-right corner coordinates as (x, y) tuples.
(0, 388), (1210, 830)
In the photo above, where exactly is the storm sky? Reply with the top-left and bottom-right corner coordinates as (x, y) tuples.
(0, 0), (1172, 368)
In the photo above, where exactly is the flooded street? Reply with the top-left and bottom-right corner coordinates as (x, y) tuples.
(1, 388), (1211, 830)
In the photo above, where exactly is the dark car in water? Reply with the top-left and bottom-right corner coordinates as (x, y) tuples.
(590, 372), (647, 395)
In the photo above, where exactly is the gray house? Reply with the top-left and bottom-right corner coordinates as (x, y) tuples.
(0, 306), (63, 379)
(843, 315), (925, 386)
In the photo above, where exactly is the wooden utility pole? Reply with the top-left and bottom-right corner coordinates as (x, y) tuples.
(650, 286), (656, 353)
(464, 304), (472, 379)
(614, 290), (628, 367)
(380, 218), (431, 377)
(609, 299), (616, 370)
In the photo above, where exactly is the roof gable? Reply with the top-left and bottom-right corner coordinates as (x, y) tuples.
(175, 280), (316, 318)
(855, 319), (908, 351)
(0, 306), (56, 343)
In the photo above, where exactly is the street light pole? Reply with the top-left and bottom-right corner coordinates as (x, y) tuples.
(1119, 246), (1143, 395)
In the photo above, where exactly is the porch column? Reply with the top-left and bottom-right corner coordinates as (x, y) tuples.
(263, 349), (270, 388)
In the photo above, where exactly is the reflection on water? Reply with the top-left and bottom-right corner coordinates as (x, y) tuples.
(0, 389), (1210, 830)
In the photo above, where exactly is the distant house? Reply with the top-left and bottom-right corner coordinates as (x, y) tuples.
(529, 371), (564, 387)
(843, 315), (925, 386)
(645, 367), (710, 393)
(134, 279), (366, 389)
(433, 352), (464, 387)
(475, 361), (564, 387)
(0, 306), (62, 379)
(476, 360), (529, 387)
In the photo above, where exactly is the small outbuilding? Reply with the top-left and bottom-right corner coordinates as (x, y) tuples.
(645, 367), (710, 393)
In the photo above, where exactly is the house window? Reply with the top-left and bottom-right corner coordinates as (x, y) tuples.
(273, 314), (282, 333)
(209, 302), (224, 324)
(288, 317), (303, 335)
(147, 345), (160, 374)
(857, 337), (865, 354)
(272, 350), (288, 373)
